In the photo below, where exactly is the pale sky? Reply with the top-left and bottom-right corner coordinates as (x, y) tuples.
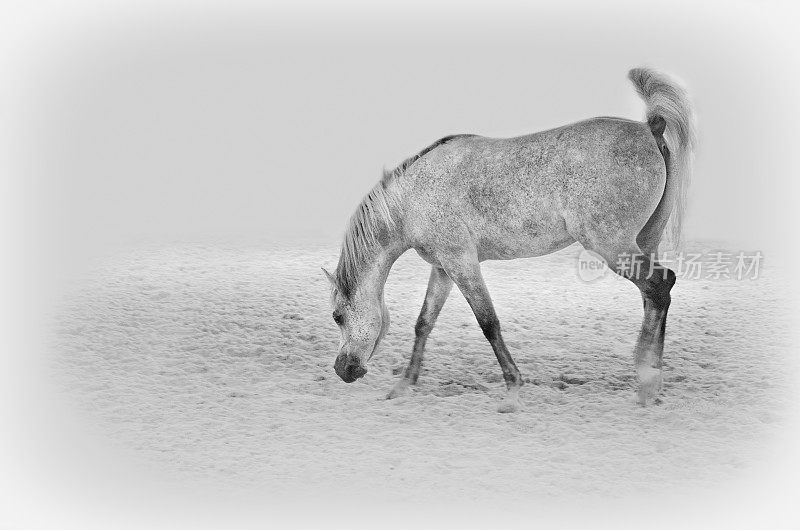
(6, 0), (800, 258)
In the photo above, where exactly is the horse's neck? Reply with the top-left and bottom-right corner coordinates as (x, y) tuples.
(358, 240), (408, 296)
(345, 178), (409, 297)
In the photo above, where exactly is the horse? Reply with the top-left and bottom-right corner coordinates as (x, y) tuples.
(323, 67), (696, 412)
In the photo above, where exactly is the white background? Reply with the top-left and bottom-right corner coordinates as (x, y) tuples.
(2, 1), (799, 528)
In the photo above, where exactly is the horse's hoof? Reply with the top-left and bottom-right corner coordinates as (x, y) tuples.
(497, 398), (521, 413)
(637, 386), (660, 406)
(636, 367), (663, 406)
(385, 380), (411, 400)
(636, 382), (662, 406)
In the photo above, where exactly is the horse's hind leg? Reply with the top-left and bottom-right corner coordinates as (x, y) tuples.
(441, 255), (523, 413)
(386, 266), (453, 399)
(592, 242), (676, 406)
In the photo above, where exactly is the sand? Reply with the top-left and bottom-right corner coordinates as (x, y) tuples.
(37, 239), (799, 528)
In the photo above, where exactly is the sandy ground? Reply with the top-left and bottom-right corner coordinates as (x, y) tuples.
(38, 239), (799, 527)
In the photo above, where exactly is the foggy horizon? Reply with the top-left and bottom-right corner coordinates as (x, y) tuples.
(8, 1), (799, 259)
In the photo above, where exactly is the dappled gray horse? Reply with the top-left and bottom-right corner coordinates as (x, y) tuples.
(324, 67), (696, 412)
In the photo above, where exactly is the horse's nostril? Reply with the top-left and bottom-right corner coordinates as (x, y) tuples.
(334, 355), (352, 381)
(348, 363), (367, 380)
(334, 355), (347, 376)
(334, 355), (367, 383)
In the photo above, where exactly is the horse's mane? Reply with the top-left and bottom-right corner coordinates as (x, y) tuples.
(333, 134), (473, 299)
(333, 178), (398, 300)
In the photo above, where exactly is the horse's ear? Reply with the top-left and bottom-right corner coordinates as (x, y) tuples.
(321, 267), (336, 287)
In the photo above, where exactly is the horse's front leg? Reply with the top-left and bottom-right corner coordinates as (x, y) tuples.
(386, 266), (452, 399)
(442, 256), (523, 413)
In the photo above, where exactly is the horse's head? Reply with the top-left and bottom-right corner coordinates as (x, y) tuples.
(324, 268), (390, 383)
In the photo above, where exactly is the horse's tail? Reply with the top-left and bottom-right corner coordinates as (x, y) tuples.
(628, 67), (697, 252)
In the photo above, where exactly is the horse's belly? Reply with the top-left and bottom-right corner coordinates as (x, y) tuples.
(475, 221), (574, 261)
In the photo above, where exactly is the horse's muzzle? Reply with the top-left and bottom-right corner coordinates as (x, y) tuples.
(334, 354), (367, 383)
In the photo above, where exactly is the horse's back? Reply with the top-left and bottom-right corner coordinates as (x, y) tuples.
(401, 117), (666, 262)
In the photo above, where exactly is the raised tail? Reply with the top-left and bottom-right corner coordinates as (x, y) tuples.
(628, 67), (697, 252)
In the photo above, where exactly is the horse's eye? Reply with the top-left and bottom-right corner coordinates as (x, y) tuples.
(332, 311), (344, 325)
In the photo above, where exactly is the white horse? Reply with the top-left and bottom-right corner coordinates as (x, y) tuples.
(324, 67), (696, 412)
